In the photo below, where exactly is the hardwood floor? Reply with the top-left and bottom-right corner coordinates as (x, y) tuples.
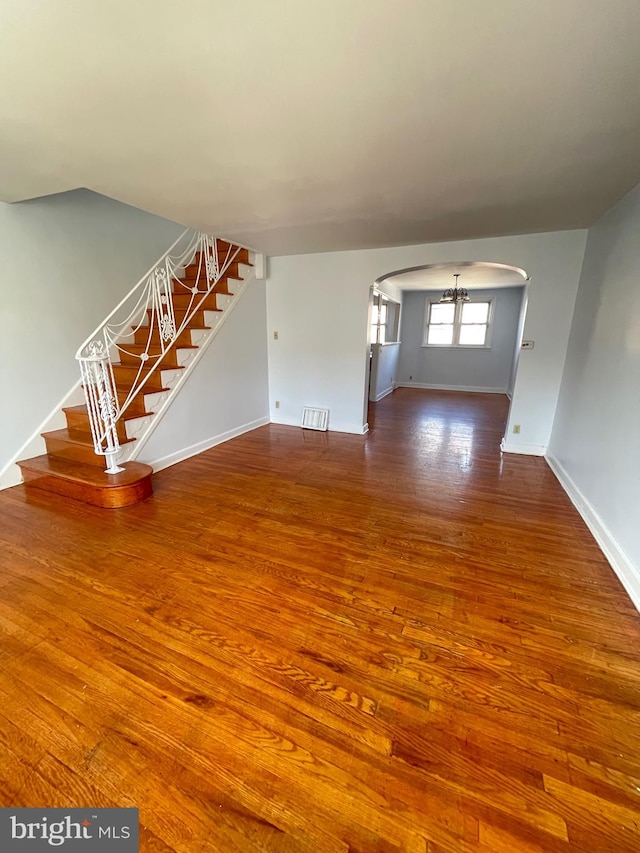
(2, 388), (640, 852)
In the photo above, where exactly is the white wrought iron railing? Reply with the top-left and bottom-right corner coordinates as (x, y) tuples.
(76, 230), (243, 473)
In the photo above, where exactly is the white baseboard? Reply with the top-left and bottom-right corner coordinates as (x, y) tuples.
(500, 439), (546, 456)
(546, 453), (640, 613)
(269, 414), (366, 435)
(372, 385), (394, 402)
(399, 382), (507, 394)
(149, 416), (270, 472)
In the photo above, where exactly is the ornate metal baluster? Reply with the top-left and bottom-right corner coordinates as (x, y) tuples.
(205, 235), (219, 284)
(79, 340), (124, 473)
(154, 263), (176, 352)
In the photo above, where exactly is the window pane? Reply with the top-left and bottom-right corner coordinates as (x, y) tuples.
(461, 302), (489, 324)
(370, 324), (378, 343)
(430, 303), (455, 324)
(428, 325), (454, 345)
(379, 325), (386, 344)
(371, 306), (379, 324)
(386, 303), (398, 342)
(459, 325), (487, 345)
(379, 305), (387, 323)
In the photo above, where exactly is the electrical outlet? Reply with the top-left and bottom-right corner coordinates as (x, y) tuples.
(273, 331), (279, 340)
(513, 424), (521, 434)
(275, 401), (280, 409)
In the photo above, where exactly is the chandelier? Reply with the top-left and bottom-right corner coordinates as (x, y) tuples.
(440, 273), (470, 304)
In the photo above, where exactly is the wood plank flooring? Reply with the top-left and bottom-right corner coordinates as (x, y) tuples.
(2, 388), (640, 852)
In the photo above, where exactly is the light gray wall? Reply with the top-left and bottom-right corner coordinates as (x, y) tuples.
(507, 291), (529, 398)
(369, 343), (400, 402)
(267, 231), (586, 449)
(0, 189), (184, 474)
(397, 287), (525, 392)
(548, 183), (640, 578)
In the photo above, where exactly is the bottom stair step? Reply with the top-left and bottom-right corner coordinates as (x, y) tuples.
(17, 455), (153, 509)
(42, 428), (135, 467)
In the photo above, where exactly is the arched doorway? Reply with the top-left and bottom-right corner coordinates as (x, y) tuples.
(367, 261), (530, 443)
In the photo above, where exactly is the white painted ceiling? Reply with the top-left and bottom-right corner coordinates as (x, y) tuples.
(2, 1), (640, 256)
(378, 262), (528, 292)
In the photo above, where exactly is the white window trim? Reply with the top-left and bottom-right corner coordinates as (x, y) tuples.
(422, 297), (495, 348)
(371, 290), (401, 345)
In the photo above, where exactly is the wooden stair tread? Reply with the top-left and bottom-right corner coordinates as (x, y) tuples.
(171, 310), (210, 317)
(42, 427), (134, 448)
(112, 362), (185, 371)
(120, 344), (199, 353)
(179, 273), (245, 282)
(42, 427), (92, 446)
(120, 343), (200, 350)
(172, 302), (229, 310)
(171, 295), (222, 311)
(18, 455), (152, 487)
(41, 427), (135, 469)
(63, 404), (154, 423)
(116, 386), (171, 399)
(82, 380), (171, 397)
(63, 404), (94, 414)
(131, 323), (211, 332)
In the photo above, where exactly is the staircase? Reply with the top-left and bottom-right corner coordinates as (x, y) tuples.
(18, 235), (252, 508)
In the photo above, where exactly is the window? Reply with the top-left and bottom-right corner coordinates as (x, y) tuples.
(370, 294), (387, 344)
(424, 299), (492, 347)
(370, 292), (400, 344)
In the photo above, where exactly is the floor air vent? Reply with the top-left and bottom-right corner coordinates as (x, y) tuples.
(302, 407), (329, 431)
